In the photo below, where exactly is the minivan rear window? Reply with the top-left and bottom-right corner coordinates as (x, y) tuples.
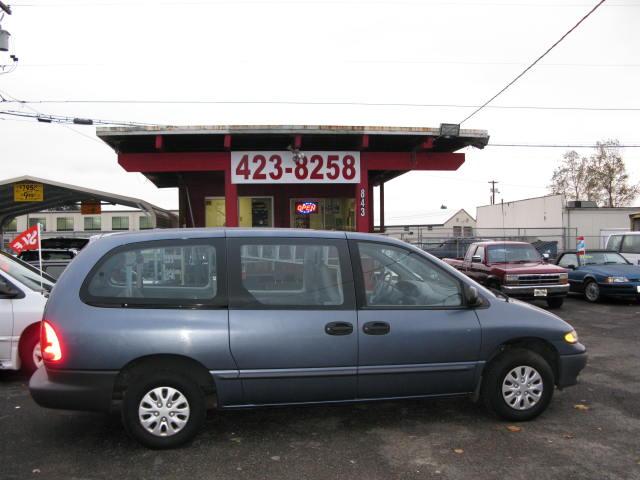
(81, 239), (224, 308)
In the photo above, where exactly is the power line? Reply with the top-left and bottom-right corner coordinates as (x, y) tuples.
(2, 98), (639, 112)
(0, 109), (160, 126)
(487, 143), (640, 148)
(8, 0), (640, 6)
(459, 0), (608, 124)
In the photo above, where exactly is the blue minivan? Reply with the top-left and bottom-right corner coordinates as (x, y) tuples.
(30, 229), (587, 448)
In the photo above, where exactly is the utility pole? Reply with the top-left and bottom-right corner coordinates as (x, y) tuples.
(488, 180), (499, 205)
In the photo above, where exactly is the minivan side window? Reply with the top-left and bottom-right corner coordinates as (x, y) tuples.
(621, 235), (640, 254)
(228, 239), (353, 309)
(607, 235), (622, 252)
(355, 242), (463, 308)
(82, 239), (224, 307)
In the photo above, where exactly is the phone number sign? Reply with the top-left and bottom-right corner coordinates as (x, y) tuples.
(231, 151), (360, 184)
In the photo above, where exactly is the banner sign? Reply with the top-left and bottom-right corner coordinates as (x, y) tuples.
(81, 201), (102, 215)
(9, 224), (40, 254)
(231, 151), (360, 184)
(13, 183), (43, 202)
(576, 236), (586, 256)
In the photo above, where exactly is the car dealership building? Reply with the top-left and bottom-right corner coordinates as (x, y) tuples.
(97, 125), (489, 233)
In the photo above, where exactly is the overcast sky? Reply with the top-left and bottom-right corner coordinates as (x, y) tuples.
(1, 0), (639, 223)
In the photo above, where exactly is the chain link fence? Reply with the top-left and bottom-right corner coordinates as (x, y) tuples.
(378, 227), (611, 260)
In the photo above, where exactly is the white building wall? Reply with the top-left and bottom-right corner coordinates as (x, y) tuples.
(476, 195), (564, 233)
(566, 208), (639, 248)
(5, 210), (178, 237)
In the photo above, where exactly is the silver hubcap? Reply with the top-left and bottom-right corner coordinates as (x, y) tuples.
(502, 366), (543, 411)
(585, 282), (599, 301)
(32, 342), (43, 369)
(138, 387), (190, 437)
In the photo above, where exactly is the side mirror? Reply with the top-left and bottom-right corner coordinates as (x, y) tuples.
(567, 264), (576, 270)
(0, 280), (20, 299)
(465, 285), (482, 307)
(471, 255), (482, 263)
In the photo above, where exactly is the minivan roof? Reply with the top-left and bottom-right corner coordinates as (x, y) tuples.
(86, 227), (416, 248)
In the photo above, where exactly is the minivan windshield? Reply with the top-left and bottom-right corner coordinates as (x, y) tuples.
(0, 251), (56, 292)
(487, 244), (541, 264)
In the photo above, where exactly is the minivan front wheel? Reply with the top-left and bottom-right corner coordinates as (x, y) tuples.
(482, 348), (554, 421)
(122, 371), (206, 449)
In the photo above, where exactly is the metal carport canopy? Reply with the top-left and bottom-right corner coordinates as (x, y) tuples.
(0, 175), (177, 230)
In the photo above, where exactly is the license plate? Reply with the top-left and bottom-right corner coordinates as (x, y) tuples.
(534, 289), (548, 297)
(637, 286), (640, 293)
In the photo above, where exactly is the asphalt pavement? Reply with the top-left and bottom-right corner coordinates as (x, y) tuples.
(1, 296), (639, 480)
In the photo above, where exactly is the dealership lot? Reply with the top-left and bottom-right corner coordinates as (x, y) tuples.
(1, 297), (639, 480)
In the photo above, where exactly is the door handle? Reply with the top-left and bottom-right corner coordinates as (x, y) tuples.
(363, 321), (390, 335)
(325, 321), (353, 336)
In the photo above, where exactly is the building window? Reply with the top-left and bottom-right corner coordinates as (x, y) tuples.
(28, 218), (46, 231)
(84, 216), (102, 231)
(463, 226), (473, 237)
(453, 226), (462, 237)
(5, 218), (17, 232)
(112, 216), (129, 231)
(139, 216), (153, 230)
(56, 217), (74, 232)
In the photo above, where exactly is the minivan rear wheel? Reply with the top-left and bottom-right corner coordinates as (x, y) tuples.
(121, 370), (206, 449)
(482, 348), (554, 421)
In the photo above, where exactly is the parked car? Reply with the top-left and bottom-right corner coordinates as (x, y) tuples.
(18, 248), (79, 279)
(30, 229), (586, 449)
(444, 241), (569, 308)
(421, 237), (482, 259)
(605, 232), (640, 266)
(0, 251), (55, 373)
(557, 250), (640, 302)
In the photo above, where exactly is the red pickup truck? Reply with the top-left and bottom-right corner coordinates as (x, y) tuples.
(444, 241), (569, 308)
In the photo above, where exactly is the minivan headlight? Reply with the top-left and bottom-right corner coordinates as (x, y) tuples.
(604, 276), (629, 283)
(558, 273), (569, 284)
(564, 330), (578, 344)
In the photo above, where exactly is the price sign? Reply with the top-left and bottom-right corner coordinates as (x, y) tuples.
(13, 183), (44, 202)
(231, 151), (360, 184)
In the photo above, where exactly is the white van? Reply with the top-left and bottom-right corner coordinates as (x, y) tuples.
(0, 251), (55, 373)
(606, 232), (640, 266)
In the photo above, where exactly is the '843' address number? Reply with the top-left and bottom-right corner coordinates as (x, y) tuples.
(231, 151), (361, 184)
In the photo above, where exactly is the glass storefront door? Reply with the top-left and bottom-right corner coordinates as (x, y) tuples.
(290, 198), (355, 231)
(205, 197), (226, 227)
(239, 197), (274, 228)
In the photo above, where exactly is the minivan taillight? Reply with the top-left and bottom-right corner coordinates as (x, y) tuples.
(42, 321), (62, 362)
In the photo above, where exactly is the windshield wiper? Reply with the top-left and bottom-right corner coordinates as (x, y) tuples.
(489, 287), (510, 302)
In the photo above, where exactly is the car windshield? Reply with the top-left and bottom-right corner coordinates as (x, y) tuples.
(487, 244), (541, 263)
(0, 252), (56, 292)
(581, 252), (629, 266)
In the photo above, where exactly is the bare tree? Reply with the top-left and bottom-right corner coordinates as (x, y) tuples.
(589, 140), (640, 207)
(549, 150), (600, 202)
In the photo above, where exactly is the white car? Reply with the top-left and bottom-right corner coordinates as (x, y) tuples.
(0, 251), (55, 373)
(606, 232), (640, 266)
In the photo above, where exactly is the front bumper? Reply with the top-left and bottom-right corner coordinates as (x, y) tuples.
(29, 366), (117, 412)
(557, 351), (588, 388)
(501, 284), (570, 298)
(599, 282), (640, 298)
